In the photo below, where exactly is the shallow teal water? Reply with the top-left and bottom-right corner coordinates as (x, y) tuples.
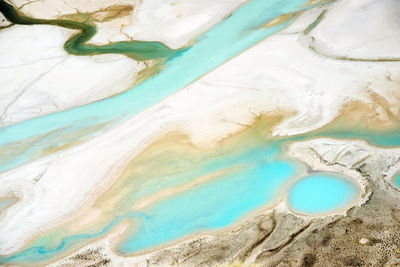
(0, 198), (16, 213)
(3, 143), (363, 265)
(0, 0), (396, 265)
(0, 139), (362, 265)
(0, 0), (351, 264)
(2, 142), (299, 264)
(289, 174), (357, 214)
(118, 154), (295, 253)
(0, 0), (309, 173)
(394, 173), (400, 187)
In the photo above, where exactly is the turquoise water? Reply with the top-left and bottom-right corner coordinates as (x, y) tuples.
(118, 155), (294, 253)
(0, 0), (353, 264)
(0, 0), (396, 265)
(394, 173), (400, 187)
(0, 0), (311, 173)
(3, 141), (362, 265)
(288, 174), (357, 214)
(2, 142), (299, 264)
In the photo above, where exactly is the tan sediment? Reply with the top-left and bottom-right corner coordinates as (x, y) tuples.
(131, 167), (240, 210)
(4, 88), (400, 264)
(90, 5), (134, 23)
(15, 0), (400, 264)
(0, 133), (45, 172)
(1, 112), (294, 264)
(107, 128), (399, 266)
(307, 90), (400, 138)
(263, 0), (334, 29)
(39, 120), (115, 157)
(0, 120), (114, 175)
(333, 99), (399, 129)
(57, 113), (308, 259)
(217, 263), (259, 267)
(36, 103), (400, 266)
(7, 95), (400, 263)
(68, 112), (292, 228)
(109, 207), (279, 261)
(131, 60), (165, 87)
(12, 2), (134, 24)
(262, 13), (294, 28)
(48, 4), (135, 23)
(4, 53), (400, 259)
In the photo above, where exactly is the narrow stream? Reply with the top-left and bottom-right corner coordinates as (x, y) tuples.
(0, 0), (399, 266)
(0, 0), (310, 173)
(0, 0), (183, 60)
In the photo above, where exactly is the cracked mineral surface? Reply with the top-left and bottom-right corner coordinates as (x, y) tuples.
(0, 0), (399, 266)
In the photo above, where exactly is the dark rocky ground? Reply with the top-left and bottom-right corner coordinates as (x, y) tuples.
(54, 139), (400, 267)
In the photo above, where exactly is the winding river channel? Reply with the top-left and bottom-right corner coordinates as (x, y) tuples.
(0, 0), (399, 265)
(0, 0), (307, 173)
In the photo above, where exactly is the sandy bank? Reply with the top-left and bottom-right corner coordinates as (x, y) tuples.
(307, 0), (400, 60)
(0, 24), (148, 127)
(48, 137), (400, 266)
(1, 0), (251, 126)
(0, 0), (400, 259)
(9, 0), (249, 49)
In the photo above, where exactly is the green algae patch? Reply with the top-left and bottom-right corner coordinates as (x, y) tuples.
(303, 9), (326, 35)
(0, 0), (185, 60)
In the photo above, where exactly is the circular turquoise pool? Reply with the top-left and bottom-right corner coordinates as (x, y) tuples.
(288, 173), (358, 215)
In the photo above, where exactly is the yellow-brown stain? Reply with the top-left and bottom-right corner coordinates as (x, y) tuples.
(60, 5), (134, 24)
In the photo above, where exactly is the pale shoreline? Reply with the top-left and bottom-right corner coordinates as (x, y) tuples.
(46, 135), (400, 267)
(1, 0), (250, 127)
(5, 135), (380, 266)
(1, 0), (400, 262)
(10, 0), (250, 50)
